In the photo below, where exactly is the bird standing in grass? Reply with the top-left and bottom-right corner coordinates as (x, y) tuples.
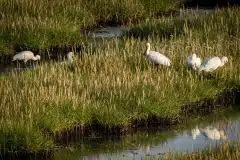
(187, 53), (201, 70)
(12, 51), (40, 68)
(198, 56), (228, 72)
(66, 52), (74, 62)
(12, 51), (41, 63)
(60, 52), (74, 65)
(144, 43), (171, 70)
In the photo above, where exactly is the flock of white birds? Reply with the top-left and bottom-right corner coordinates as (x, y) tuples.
(12, 42), (228, 72)
(145, 42), (228, 72)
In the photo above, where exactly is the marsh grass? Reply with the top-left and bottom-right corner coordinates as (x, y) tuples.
(124, 7), (240, 41)
(164, 142), (240, 160)
(0, 0), (182, 60)
(0, 8), (240, 152)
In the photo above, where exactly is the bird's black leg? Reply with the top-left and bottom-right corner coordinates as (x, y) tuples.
(16, 61), (20, 68)
(23, 62), (27, 68)
(155, 64), (159, 71)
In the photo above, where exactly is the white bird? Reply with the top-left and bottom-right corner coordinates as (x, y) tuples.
(66, 52), (74, 62)
(202, 127), (221, 140)
(60, 52), (74, 65)
(144, 43), (171, 70)
(12, 51), (40, 63)
(199, 56), (228, 72)
(187, 53), (201, 70)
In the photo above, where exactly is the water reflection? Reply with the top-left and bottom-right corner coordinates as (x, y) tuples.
(188, 126), (201, 139)
(188, 125), (227, 141)
(54, 112), (240, 160)
(201, 127), (227, 140)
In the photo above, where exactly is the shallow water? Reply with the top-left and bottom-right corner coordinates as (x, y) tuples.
(53, 110), (240, 160)
(91, 26), (124, 38)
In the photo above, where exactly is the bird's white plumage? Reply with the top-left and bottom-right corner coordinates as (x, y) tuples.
(60, 52), (74, 65)
(12, 51), (40, 63)
(144, 43), (171, 67)
(199, 56), (228, 72)
(187, 53), (201, 70)
(67, 52), (73, 62)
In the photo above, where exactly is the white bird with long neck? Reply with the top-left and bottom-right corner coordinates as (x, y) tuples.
(144, 43), (171, 70)
(187, 53), (201, 70)
(12, 51), (40, 63)
(198, 56), (228, 72)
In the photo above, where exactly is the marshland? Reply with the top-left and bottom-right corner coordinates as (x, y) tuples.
(0, 0), (240, 159)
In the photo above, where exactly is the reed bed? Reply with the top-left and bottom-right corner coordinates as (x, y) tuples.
(0, 7), (240, 152)
(0, 0), (182, 58)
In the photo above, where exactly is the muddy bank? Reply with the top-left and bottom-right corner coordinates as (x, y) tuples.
(54, 89), (240, 146)
(181, 89), (240, 115)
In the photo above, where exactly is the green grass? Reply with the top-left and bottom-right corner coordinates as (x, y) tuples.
(124, 8), (240, 41)
(0, 7), (240, 153)
(0, 0), (182, 61)
(165, 142), (240, 160)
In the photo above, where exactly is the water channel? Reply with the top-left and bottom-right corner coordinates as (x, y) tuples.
(51, 109), (240, 160)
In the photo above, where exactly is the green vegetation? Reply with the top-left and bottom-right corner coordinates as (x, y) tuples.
(0, 0), (182, 60)
(0, 3), (240, 155)
(165, 142), (240, 160)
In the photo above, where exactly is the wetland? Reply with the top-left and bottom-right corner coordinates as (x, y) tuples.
(0, 0), (240, 159)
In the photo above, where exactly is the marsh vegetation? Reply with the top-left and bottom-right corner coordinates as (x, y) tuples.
(0, 0), (240, 158)
(0, 0), (182, 62)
